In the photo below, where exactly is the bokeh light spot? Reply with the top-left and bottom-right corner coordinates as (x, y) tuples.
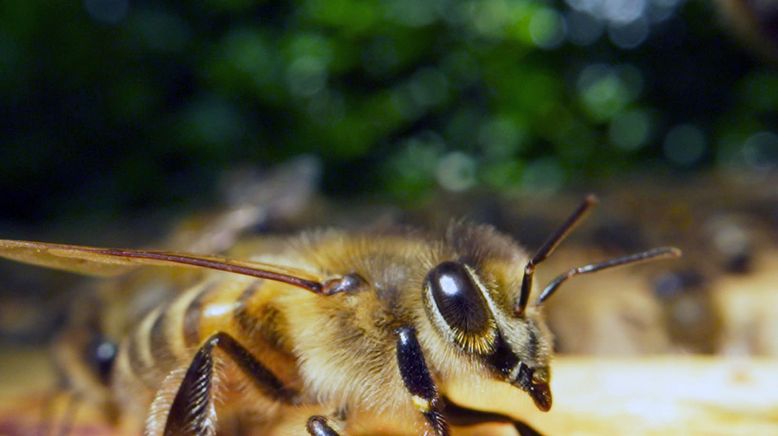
(742, 131), (778, 172)
(471, 0), (510, 39)
(604, 0), (647, 25)
(663, 124), (706, 166)
(385, 133), (444, 198)
(577, 64), (630, 120)
(609, 108), (651, 150)
(287, 56), (327, 97)
(564, 0), (684, 48)
(215, 28), (274, 92)
(484, 158), (524, 189)
(384, 0), (442, 27)
(479, 116), (527, 158)
(530, 8), (567, 49)
(436, 152), (477, 192)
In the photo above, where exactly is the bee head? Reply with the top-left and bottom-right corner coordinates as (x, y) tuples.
(422, 258), (554, 412)
(421, 208), (678, 412)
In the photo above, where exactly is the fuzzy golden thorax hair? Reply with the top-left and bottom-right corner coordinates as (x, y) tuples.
(285, 223), (553, 415)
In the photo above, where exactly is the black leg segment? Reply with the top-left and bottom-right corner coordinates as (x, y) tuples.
(212, 332), (297, 403)
(395, 326), (450, 436)
(164, 340), (213, 436)
(163, 332), (296, 435)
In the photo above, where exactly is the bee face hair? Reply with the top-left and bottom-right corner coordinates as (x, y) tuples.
(414, 198), (680, 414)
(419, 234), (555, 411)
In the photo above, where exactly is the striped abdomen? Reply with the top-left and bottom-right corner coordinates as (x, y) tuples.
(114, 275), (300, 402)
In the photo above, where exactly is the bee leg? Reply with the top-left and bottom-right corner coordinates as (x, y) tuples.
(163, 332), (297, 435)
(53, 393), (81, 436)
(306, 415), (340, 436)
(37, 391), (59, 436)
(395, 326), (450, 436)
(36, 388), (81, 436)
(442, 399), (544, 436)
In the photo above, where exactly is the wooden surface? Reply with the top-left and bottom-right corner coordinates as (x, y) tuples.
(1, 351), (777, 435)
(448, 357), (778, 435)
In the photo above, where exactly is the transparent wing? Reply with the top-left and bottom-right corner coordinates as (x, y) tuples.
(0, 239), (324, 293)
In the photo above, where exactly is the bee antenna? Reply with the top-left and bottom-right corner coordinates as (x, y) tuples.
(515, 194), (598, 316)
(536, 246), (682, 304)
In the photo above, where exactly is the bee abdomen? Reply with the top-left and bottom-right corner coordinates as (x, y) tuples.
(118, 277), (296, 391)
(120, 280), (232, 389)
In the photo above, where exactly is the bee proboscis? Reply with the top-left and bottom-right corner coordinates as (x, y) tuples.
(0, 195), (680, 435)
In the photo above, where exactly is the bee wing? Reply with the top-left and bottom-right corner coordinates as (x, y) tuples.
(0, 239), (325, 293)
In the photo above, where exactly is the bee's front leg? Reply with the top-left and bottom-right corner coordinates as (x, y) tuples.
(395, 326), (450, 436)
(159, 332), (297, 435)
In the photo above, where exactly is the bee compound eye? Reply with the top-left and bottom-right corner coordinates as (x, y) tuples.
(426, 261), (491, 335)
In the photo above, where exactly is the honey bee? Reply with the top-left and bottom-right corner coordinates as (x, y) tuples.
(0, 195), (679, 435)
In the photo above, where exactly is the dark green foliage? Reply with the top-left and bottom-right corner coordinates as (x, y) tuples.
(0, 0), (775, 223)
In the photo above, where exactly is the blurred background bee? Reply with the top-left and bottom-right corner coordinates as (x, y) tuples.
(1, 0), (778, 434)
